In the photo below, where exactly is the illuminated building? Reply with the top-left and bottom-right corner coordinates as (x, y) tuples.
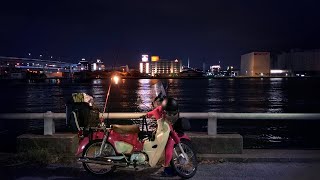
(138, 55), (182, 76)
(91, 59), (105, 71)
(77, 58), (89, 71)
(240, 52), (270, 76)
(277, 49), (320, 76)
(150, 58), (182, 76)
(210, 65), (221, 75)
(139, 55), (150, 74)
(270, 69), (291, 77)
(119, 65), (129, 72)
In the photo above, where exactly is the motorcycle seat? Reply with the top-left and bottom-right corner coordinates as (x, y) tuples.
(111, 124), (140, 134)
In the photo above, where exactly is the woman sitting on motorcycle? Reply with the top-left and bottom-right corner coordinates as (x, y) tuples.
(146, 97), (180, 176)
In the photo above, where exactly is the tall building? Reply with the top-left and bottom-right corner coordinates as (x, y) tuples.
(77, 58), (90, 71)
(210, 65), (221, 75)
(138, 55), (182, 76)
(91, 59), (105, 71)
(139, 55), (150, 74)
(240, 52), (270, 76)
(202, 62), (206, 73)
(277, 49), (320, 75)
(150, 57), (182, 76)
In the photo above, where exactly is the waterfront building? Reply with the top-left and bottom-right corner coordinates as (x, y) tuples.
(240, 52), (270, 76)
(202, 62), (206, 73)
(151, 58), (182, 77)
(270, 69), (291, 77)
(91, 59), (105, 71)
(180, 69), (204, 77)
(277, 49), (320, 76)
(119, 65), (129, 72)
(77, 58), (90, 71)
(105, 65), (129, 72)
(10, 72), (26, 79)
(210, 65), (221, 75)
(139, 55), (150, 74)
(139, 55), (182, 76)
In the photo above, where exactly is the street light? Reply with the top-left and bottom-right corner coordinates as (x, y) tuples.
(112, 75), (120, 85)
(100, 74), (121, 122)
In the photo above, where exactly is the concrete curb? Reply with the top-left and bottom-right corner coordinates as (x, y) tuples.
(197, 149), (320, 163)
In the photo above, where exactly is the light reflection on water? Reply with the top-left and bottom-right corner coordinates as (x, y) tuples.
(266, 78), (287, 113)
(137, 79), (153, 111)
(4, 78), (320, 114)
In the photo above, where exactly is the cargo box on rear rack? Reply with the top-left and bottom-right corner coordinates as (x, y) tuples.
(66, 93), (100, 132)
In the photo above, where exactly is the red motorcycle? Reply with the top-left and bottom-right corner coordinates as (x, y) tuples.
(75, 113), (197, 179)
(72, 79), (197, 178)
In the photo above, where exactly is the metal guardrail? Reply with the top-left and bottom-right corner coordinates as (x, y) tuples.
(1, 111), (320, 135)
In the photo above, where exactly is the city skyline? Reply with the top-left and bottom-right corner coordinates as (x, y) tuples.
(1, 0), (320, 68)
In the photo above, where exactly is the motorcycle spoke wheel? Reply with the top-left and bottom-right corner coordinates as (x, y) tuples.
(82, 140), (116, 176)
(171, 140), (197, 179)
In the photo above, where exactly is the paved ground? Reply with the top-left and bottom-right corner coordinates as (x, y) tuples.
(196, 162), (320, 180)
(198, 149), (320, 162)
(1, 162), (320, 180)
(1, 150), (320, 180)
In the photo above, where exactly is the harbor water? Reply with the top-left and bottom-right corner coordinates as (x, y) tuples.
(1, 78), (320, 151)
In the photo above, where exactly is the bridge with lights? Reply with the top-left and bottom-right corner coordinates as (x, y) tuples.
(0, 56), (79, 78)
(0, 56), (75, 71)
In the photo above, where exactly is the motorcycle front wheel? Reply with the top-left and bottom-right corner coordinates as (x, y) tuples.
(171, 139), (198, 179)
(82, 140), (116, 176)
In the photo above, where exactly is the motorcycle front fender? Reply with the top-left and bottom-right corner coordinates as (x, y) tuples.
(177, 133), (191, 141)
(76, 137), (89, 156)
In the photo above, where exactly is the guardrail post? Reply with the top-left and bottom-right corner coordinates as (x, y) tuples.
(208, 112), (217, 135)
(44, 111), (55, 135)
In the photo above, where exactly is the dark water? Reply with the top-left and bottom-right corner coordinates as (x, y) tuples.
(1, 78), (320, 151)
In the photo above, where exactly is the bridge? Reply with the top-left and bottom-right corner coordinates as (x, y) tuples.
(0, 56), (77, 77)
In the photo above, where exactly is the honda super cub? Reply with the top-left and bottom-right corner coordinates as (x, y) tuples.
(73, 79), (197, 178)
(78, 115), (197, 179)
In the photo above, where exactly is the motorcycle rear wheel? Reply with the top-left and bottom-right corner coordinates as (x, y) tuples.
(82, 140), (116, 176)
(170, 139), (198, 179)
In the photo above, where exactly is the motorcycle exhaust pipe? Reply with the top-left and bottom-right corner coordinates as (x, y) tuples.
(78, 157), (113, 165)
(78, 157), (127, 167)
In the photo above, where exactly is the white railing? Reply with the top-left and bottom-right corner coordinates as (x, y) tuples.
(1, 112), (320, 135)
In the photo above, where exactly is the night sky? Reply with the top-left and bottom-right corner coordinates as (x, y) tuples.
(0, 0), (320, 68)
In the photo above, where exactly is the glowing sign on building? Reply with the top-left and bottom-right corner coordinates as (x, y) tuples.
(142, 55), (149, 62)
(151, 56), (159, 62)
